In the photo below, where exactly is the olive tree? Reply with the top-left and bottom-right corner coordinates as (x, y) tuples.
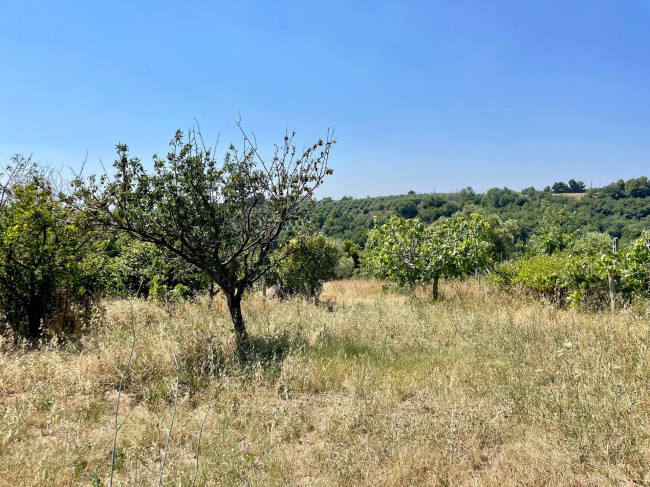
(75, 123), (334, 350)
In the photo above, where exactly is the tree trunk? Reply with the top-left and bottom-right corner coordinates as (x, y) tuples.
(226, 292), (249, 353)
(208, 281), (216, 309)
(27, 274), (43, 339)
(432, 275), (440, 301)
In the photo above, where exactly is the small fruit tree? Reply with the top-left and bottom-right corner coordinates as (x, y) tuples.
(75, 124), (334, 352)
(363, 213), (491, 299)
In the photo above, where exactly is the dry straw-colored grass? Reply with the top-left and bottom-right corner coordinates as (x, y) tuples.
(2, 279), (650, 486)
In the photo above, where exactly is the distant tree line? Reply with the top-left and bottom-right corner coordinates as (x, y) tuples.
(316, 176), (650, 254)
(548, 179), (586, 193)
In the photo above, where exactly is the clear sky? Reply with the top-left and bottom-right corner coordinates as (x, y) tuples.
(1, 0), (649, 198)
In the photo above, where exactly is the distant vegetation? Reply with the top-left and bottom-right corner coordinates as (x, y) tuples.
(316, 176), (650, 310)
(316, 176), (650, 247)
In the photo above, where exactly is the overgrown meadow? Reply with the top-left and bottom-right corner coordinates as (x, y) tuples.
(3, 280), (650, 486)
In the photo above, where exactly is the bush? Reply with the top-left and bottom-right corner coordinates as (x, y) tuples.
(394, 199), (418, 219)
(491, 253), (568, 297)
(267, 235), (340, 300)
(105, 238), (208, 299)
(0, 179), (102, 337)
(491, 234), (650, 308)
(335, 255), (355, 279)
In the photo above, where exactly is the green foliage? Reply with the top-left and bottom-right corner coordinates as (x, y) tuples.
(492, 233), (650, 308)
(551, 180), (586, 193)
(492, 253), (569, 295)
(419, 201), (460, 223)
(551, 181), (569, 193)
(335, 255), (355, 279)
(267, 235), (340, 300)
(423, 213), (492, 280)
(600, 179), (626, 199)
(422, 195), (446, 209)
(457, 207), (519, 261)
(75, 125), (334, 346)
(0, 176), (100, 337)
(483, 187), (518, 208)
(342, 239), (362, 268)
(363, 216), (426, 288)
(568, 179), (586, 193)
(104, 238), (208, 299)
(394, 199), (418, 219)
(492, 250), (607, 307)
(615, 235), (650, 297)
(482, 214), (519, 261)
(569, 232), (612, 255)
(528, 204), (572, 255)
(363, 213), (492, 297)
(625, 176), (650, 198)
(458, 187), (481, 205)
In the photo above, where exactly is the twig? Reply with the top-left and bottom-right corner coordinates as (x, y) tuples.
(191, 403), (211, 487)
(158, 335), (179, 487)
(109, 300), (136, 487)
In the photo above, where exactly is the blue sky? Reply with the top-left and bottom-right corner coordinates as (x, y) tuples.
(1, 0), (649, 198)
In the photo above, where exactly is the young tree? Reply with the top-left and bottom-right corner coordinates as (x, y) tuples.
(75, 123), (334, 351)
(362, 216), (426, 289)
(422, 213), (492, 299)
(529, 203), (572, 255)
(363, 213), (491, 299)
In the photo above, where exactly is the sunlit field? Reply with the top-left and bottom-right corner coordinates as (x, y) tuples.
(2, 279), (650, 486)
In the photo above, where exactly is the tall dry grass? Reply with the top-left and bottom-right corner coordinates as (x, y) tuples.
(1, 279), (650, 486)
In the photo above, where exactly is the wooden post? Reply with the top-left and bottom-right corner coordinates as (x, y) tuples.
(609, 237), (619, 313)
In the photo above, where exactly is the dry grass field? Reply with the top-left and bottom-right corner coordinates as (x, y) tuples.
(551, 192), (588, 200)
(2, 279), (650, 486)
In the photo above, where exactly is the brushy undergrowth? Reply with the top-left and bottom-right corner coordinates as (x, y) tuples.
(2, 280), (650, 486)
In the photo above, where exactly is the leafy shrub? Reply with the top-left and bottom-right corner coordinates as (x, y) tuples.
(335, 255), (355, 279)
(105, 238), (208, 299)
(491, 253), (569, 299)
(267, 235), (340, 300)
(0, 179), (102, 337)
(491, 234), (650, 308)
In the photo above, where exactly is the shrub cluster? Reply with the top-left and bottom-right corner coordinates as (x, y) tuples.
(491, 233), (650, 308)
